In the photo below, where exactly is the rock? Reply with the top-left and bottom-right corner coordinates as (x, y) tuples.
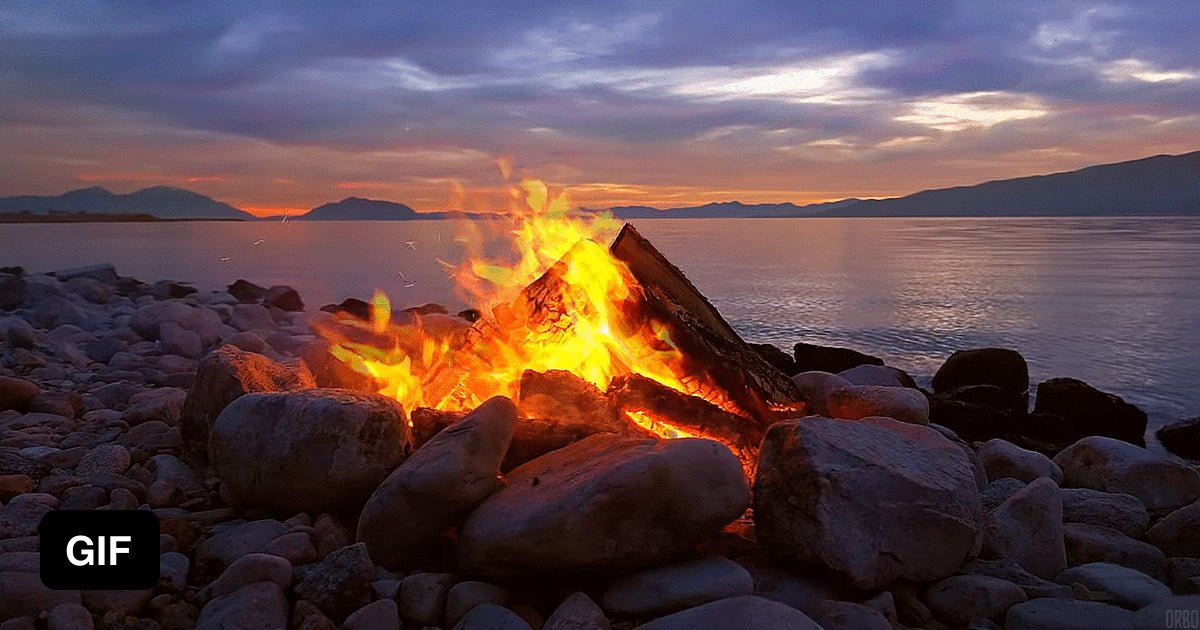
(812, 600), (892, 630)
(76, 444), (131, 477)
(47, 602), (94, 630)
(932, 348), (1029, 412)
(344, 599), (399, 630)
(600, 555), (752, 617)
(979, 439), (1064, 483)
(826, 385), (929, 424)
(0, 273), (27, 309)
(210, 388), (411, 514)
(86, 336), (128, 364)
(52, 263), (118, 283)
(838, 364), (918, 388)
(358, 396), (515, 568)
(545, 592), (610, 630)
(1035, 377), (1148, 446)
(1062, 488), (1150, 538)
(264, 285), (303, 311)
(80, 588), (152, 616)
(210, 553), (292, 598)
(1064, 523), (1167, 579)
(636, 595), (823, 630)
(130, 301), (223, 345)
(451, 603), (531, 630)
(459, 434), (748, 576)
(445, 581), (510, 628)
(793, 342), (883, 374)
(790, 371), (851, 416)
(30, 295), (89, 329)
(923, 574), (1027, 626)
(983, 478), (1068, 579)
(159, 323), (202, 359)
(262, 531), (318, 565)
(1147, 499), (1200, 557)
(0, 558), (82, 619)
(312, 513), (353, 560)
(1054, 436), (1200, 512)
(195, 519), (289, 572)
(959, 558), (1073, 600)
(981, 477), (1027, 513)
(398, 572), (456, 627)
(1134, 595), (1200, 630)
(228, 304), (274, 332)
(293, 543), (374, 622)
(1157, 417), (1200, 459)
(158, 552), (190, 591)
(372, 578), (400, 600)
(750, 343), (797, 374)
(1005, 598), (1134, 630)
(0, 474), (34, 500)
(196, 581), (289, 630)
(226, 280), (267, 303)
(0, 316), (37, 348)
(0, 493), (60, 538)
(754, 416), (982, 589)
(1167, 558), (1200, 595)
(0, 377), (40, 412)
(1056, 563), (1171, 609)
(180, 345), (316, 455)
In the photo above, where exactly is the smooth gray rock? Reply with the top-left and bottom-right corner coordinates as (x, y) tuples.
(838, 364), (917, 388)
(445, 581), (510, 628)
(979, 439), (1063, 483)
(1006, 597), (1134, 630)
(827, 385), (929, 424)
(344, 599), (400, 630)
(790, 371), (851, 416)
(46, 602), (94, 630)
(210, 553), (292, 598)
(451, 603), (531, 630)
(924, 574), (1028, 626)
(1147, 499), (1200, 557)
(636, 595), (824, 630)
(545, 592), (610, 630)
(1064, 523), (1167, 579)
(1054, 437), (1200, 512)
(755, 416), (982, 589)
(600, 555), (752, 617)
(358, 396), (516, 569)
(959, 558), (1074, 600)
(984, 478), (1068, 579)
(1062, 487), (1150, 538)
(209, 388), (411, 514)
(1057, 563), (1172, 610)
(459, 434), (748, 577)
(1133, 595), (1200, 630)
(195, 519), (289, 572)
(196, 581), (289, 630)
(398, 571), (456, 627)
(813, 600), (892, 630)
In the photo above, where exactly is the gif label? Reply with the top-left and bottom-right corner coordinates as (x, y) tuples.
(40, 510), (159, 589)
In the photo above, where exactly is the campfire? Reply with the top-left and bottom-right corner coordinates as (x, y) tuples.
(315, 177), (802, 470)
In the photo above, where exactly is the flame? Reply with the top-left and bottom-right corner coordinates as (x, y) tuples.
(317, 167), (736, 421)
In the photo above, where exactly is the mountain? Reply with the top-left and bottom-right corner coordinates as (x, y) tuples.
(0, 186), (252, 220)
(297, 197), (421, 220)
(822, 151), (1200, 217)
(611, 199), (861, 219)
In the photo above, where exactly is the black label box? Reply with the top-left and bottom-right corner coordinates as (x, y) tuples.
(40, 510), (160, 590)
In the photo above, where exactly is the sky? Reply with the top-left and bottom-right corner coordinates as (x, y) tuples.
(1, 1), (1199, 216)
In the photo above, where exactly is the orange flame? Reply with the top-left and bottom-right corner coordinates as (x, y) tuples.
(317, 166), (733, 418)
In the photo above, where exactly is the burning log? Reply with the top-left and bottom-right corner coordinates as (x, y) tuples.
(608, 373), (764, 471)
(516, 369), (624, 432)
(609, 224), (801, 423)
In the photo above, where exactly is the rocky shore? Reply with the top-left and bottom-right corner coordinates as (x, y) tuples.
(2, 264), (1199, 630)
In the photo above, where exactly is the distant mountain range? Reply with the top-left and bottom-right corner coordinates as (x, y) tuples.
(0, 185), (253, 220)
(2, 150), (1197, 221)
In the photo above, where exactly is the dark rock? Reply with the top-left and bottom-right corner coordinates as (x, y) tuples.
(195, 519), (289, 574)
(978, 439), (1063, 483)
(544, 592), (609, 630)
(149, 280), (197, 300)
(264, 285), (303, 311)
(635, 595), (823, 630)
(837, 364), (917, 388)
(451, 603), (530, 630)
(320, 298), (371, 320)
(1147, 499), (1200, 557)
(1063, 523), (1167, 579)
(0, 377), (40, 412)
(445, 581), (510, 628)
(983, 478), (1067, 579)
(754, 416), (982, 589)
(398, 572), (456, 627)
(922, 574), (1027, 627)
(932, 348), (1029, 412)
(1158, 417), (1200, 459)
(180, 345), (315, 455)
(750, 343), (797, 375)
(1061, 487), (1149, 538)
(50, 263), (118, 284)
(293, 543), (375, 622)
(86, 336), (128, 364)
(458, 434), (748, 577)
(1055, 562), (1171, 610)
(357, 396), (516, 569)
(209, 553), (292, 598)
(195, 581), (288, 630)
(599, 555), (753, 617)
(30, 295), (90, 329)
(343, 599), (400, 630)
(793, 342), (882, 374)
(1004, 598), (1133, 630)
(210, 388), (411, 514)
(958, 558), (1073, 600)
(226, 279), (267, 303)
(1034, 377), (1148, 446)
(790, 371), (851, 416)
(0, 273), (28, 309)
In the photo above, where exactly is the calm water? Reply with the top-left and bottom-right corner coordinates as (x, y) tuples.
(2, 217), (1198, 430)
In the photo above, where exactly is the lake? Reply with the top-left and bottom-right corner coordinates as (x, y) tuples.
(2, 216), (1198, 432)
